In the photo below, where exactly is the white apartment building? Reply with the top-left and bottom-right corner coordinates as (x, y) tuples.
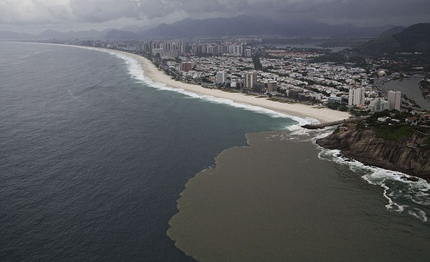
(245, 72), (257, 89)
(216, 71), (227, 84)
(388, 90), (401, 111)
(348, 87), (365, 106)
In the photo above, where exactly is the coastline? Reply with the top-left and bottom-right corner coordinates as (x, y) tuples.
(4, 41), (429, 262)
(23, 42), (349, 123)
(115, 50), (350, 124)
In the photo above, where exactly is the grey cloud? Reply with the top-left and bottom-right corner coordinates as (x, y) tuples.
(70, 0), (138, 23)
(176, 0), (226, 14)
(135, 0), (177, 19)
(133, 0), (226, 19)
(47, 5), (75, 21)
(268, 0), (430, 20)
(0, 0), (429, 27)
(0, 0), (53, 24)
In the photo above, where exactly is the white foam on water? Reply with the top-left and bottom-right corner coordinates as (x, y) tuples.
(318, 146), (430, 223)
(83, 45), (430, 224)
(408, 209), (428, 223)
(70, 45), (430, 224)
(286, 125), (336, 143)
(98, 48), (314, 129)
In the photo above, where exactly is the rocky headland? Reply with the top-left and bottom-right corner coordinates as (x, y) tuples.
(317, 125), (430, 182)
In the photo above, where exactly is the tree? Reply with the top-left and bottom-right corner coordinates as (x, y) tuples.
(327, 102), (341, 110)
(339, 105), (348, 111)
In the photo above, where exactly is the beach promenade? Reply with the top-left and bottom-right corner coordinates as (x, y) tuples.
(48, 43), (350, 124)
(125, 52), (350, 124)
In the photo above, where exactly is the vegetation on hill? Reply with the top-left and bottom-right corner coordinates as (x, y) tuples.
(356, 23), (430, 55)
(374, 125), (415, 141)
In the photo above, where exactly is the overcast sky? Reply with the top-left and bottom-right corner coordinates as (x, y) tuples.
(1, 0), (429, 33)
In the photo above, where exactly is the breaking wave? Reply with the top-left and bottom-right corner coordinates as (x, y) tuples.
(104, 49), (314, 128)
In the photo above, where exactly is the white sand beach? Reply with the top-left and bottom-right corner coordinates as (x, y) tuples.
(131, 54), (350, 123)
(133, 55), (350, 123)
(50, 43), (349, 124)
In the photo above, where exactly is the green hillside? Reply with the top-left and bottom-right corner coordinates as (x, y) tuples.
(357, 23), (430, 55)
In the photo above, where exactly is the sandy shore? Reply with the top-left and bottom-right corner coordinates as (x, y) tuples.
(126, 54), (349, 123)
(47, 43), (350, 124)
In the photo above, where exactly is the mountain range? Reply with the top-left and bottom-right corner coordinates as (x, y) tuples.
(356, 23), (430, 55)
(1, 15), (396, 41)
(141, 16), (394, 38)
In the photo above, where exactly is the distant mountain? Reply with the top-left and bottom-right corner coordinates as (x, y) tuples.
(143, 16), (295, 38)
(0, 16), (407, 42)
(37, 29), (66, 39)
(104, 29), (141, 40)
(0, 31), (34, 40)
(379, 26), (405, 37)
(144, 23), (188, 38)
(142, 15), (395, 39)
(37, 29), (106, 40)
(356, 23), (430, 55)
(121, 25), (153, 35)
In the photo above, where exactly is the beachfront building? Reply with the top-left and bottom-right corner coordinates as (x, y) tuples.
(267, 81), (278, 94)
(245, 72), (258, 90)
(368, 97), (390, 112)
(388, 90), (402, 111)
(216, 71), (227, 85)
(348, 87), (365, 106)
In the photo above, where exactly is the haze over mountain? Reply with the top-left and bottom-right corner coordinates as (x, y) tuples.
(142, 16), (394, 39)
(104, 29), (141, 41)
(36, 29), (108, 40)
(0, 15), (398, 41)
(379, 26), (406, 38)
(356, 23), (430, 55)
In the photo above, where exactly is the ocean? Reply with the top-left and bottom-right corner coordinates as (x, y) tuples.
(0, 42), (429, 262)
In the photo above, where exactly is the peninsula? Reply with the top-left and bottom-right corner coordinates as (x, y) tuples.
(317, 111), (430, 181)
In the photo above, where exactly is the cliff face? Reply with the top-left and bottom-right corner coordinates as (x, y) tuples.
(317, 129), (430, 181)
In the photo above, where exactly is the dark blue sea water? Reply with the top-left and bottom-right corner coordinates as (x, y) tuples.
(0, 42), (294, 261)
(1, 42), (429, 262)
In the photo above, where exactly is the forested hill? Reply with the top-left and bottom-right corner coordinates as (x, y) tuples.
(356, 23), (430, 55)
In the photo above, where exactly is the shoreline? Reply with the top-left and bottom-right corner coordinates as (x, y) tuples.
(17, 41), (350, 123)
(133, 54), (350, 124)
(95, 46), (348, 124)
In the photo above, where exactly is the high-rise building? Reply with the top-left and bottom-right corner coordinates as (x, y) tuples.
(216, 71), (226, 84)
(388, 90), (401, 111)
(348, 87), (365, 106)
(207, 45), (215, 55)
(152, 48), (164, 57)
(179, 41), (185, 56)
(245, 72), (258, 89)
(267, 81), (278, 93)
(368, 97), (390, 112)
(245, 49), (252, 57)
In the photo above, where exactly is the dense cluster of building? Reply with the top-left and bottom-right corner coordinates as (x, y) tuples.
(130, 40), (253, 58)
(81, 39), (408, 113)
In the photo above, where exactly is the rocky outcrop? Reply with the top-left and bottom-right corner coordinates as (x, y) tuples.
(317, 129), (430, 181)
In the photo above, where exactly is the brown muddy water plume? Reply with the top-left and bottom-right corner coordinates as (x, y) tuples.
(167, 131), (430, 262)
